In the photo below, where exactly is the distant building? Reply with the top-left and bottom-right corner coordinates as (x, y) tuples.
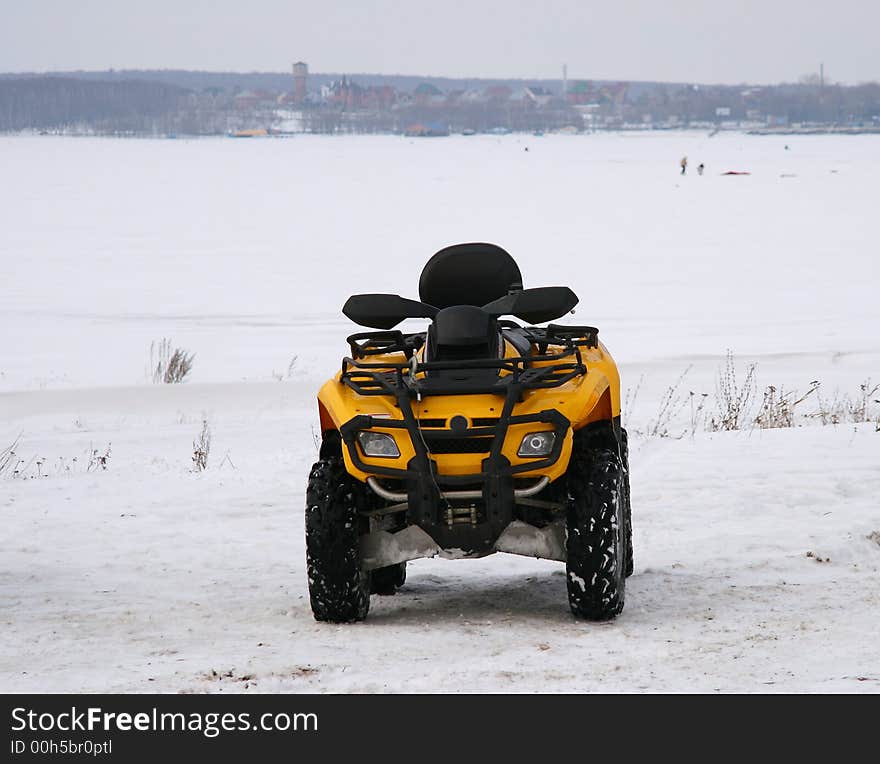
(323, 76), (365, 109)
(293, 62), (308, 104)
(566, 80), (628, 108)
(484, 85), (512, 102)
(524, 86), (555, 107)
(231, 128), (269, 138)
(460, 89), (485, 103)
(234, 90), (275, 110)
(413, 82), (443, 106)
(404, 122), (449, 137)
(566, 81), (591, 105)
(363, 85), (397, 111)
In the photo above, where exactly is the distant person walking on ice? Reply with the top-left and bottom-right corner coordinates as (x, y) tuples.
(680, 156), (688, 175)
(697, 163), (705, 176)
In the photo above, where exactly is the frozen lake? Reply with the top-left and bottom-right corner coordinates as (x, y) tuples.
(1, 132), (878, 692)
(2, 131), (878, 394)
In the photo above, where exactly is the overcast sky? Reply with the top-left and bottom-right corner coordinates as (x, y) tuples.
(3, 0), (878, 85)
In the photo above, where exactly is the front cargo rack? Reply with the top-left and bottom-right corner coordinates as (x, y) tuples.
(341, 324), (598, 398)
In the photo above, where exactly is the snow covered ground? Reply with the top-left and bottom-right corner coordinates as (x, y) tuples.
(1, 131), (878, 692)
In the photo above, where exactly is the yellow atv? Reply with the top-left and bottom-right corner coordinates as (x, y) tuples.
(306, 243), (632, 622)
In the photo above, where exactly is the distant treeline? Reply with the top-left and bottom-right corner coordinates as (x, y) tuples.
(0, 76), (188, 133)
(2, 72), (879, 135)
(0, 76), (275, 135)
(0, 68), (599, 98)
(626, 81), (880, 125)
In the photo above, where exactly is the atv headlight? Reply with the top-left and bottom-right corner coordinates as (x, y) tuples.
(357, 431), (400, 458)
(517, 431), (556, 457)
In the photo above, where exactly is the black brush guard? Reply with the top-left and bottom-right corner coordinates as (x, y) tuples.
(337, 325), (597, 552)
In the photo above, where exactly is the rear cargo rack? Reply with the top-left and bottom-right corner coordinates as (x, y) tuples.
(540, 324), (599, 352)
(347, 330), (425, 361)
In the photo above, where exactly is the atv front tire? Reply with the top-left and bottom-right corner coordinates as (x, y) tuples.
(305, 455), (371, 622)
(565, 433), (626, 620)
(621, 427), (634, 577)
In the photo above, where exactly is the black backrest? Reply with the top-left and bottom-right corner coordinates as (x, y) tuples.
(419, 243), (523, 309)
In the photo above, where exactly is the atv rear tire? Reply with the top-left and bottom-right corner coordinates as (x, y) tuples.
(371, 562), (407, 595)
(565, 433), (626, 620)
(305, 455), (371, 622)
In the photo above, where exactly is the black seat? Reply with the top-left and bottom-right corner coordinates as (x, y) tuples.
(426, 305), (500, 363)
(422, 306), (502, 390)
(419, 243), (523, 309)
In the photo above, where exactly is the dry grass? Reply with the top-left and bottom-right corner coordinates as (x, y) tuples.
(646, 366), (692, 438)
(2, 437), (111, 479)
(709, 351), (757, 432)
(851, 379), (880, 424)
(810, 378), (879, 426)
(151, 338), (195, 384)
(688, 390), (710, 436)
(272, 355), (298, 382)
(754, 382), (820, 430)
(629, 353), (878, 439)
(192, 419), (211, 472)
(0, 435), (22, 477)
(621, 375), (643, 432)
(87, 443), (112, 472)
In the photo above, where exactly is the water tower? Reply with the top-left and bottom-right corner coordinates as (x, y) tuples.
(293, 62), (308, 103)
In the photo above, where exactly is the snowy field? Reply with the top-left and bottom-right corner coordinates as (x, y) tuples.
(1, 131), (878, 692)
